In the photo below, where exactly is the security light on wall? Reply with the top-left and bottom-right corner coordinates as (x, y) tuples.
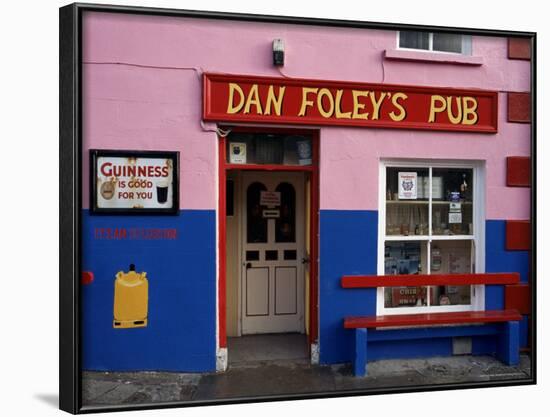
(273, 39), (284, 66)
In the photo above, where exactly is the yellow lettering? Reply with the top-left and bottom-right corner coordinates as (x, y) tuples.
(447, 96), (463, 125)
(389, 92), (408, 122)
(335, 90), (351, 119)
(298, 87), (318, 117)
(226, 83), (245, 114)
(317, 88), (335, 118)
(370, 92), (387, 120)
(265, 85), (286, 116)
(352, 90), (369, 120)
(462, 96), (478, 125)
(428, 95), (446, 123)
(243, 84), (263, 115)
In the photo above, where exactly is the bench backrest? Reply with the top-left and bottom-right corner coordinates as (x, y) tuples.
(341, 273), (520, 288)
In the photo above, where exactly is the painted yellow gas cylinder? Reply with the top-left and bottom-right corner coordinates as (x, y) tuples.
(113, 264), (148, 328)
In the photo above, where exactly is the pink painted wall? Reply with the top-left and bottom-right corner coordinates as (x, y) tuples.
(82, 12), (531, 218)
(320, 93), (531, 219)
(82, 63), (215, 210)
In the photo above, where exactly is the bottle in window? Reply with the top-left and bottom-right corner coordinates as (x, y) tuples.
(431, 246), (442, 271)
(460, 173), (468, 201)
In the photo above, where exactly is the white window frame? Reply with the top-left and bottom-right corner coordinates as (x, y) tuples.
(396, 31), (472, 55)
(377, 159), (485, 316)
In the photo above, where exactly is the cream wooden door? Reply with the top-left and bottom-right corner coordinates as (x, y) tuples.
(241, 172), (305, 334)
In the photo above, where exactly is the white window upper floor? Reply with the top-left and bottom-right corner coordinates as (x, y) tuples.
(398, 30), (472, 55)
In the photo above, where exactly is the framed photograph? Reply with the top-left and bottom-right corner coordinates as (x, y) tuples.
(60, 2), (536, 414)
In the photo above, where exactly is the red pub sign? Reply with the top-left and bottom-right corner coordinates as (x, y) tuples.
(203, 73), (498, 133)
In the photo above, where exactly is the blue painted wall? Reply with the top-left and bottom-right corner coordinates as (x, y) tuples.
(369, 338), (452, 360)
(486, 219), (530, 348)
(318, 213), (530, 364)
(81, 211), (529, 371)
(318, 210), (378, 364)
(81, 209), (217, 372)
(486, 220), (530, 283)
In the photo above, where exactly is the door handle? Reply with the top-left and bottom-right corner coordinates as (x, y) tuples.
(301, 257), (310, 264)
(244, 262), (252, 269)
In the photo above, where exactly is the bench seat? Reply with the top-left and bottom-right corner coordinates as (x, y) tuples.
(345, 309), (522, 329)
(345, 309), (522, 376)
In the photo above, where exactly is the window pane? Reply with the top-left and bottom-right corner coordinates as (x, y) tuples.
(247, 182), (268, 243)
(432, 33), (463, 53)
(386, 167), (429, 236)
(275, 182), (296, 243)
(285, 135), (312, 166)
(246, 250), (260, 261)
(430, 240), (472, 306)
(384, 241), (428, 308)
(461, 35), (472, 55)
(226, 179), (234, 216)
(255, 134), (284, 164)
(399, 31), (430, 50)
(432, 168), (473, 236)
(284, 250), (297, 260)
(226, 133), (312, 166)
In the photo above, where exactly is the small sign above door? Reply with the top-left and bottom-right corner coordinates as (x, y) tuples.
(229, 142), (247, 164)
(262, 209), (280, 218)
(260, 191), (281, 206)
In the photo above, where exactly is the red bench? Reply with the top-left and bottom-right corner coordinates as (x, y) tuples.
(341, 273), (522, 376)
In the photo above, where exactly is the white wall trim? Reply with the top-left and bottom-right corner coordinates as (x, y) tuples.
(216, 347), (228, 372)
(310, 343), (320, 365)
(215, 133), (220, 354)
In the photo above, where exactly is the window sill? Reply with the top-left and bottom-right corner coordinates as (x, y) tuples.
(376, 305), (476, 317)
(384, 49), (484, 66)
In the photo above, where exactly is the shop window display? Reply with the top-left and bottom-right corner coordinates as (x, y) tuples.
(385, 166), (474, 237)
(384, 241), (428, 308)
(382, 164), (479, 312)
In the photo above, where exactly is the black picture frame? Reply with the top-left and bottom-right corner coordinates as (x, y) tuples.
(59, 2), (537, 414)
(89, 149), (180, 215)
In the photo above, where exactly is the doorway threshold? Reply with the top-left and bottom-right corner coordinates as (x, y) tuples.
(227, 334), (308, 367)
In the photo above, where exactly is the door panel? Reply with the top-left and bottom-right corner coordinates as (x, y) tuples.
(246, 267), (269, 316)
(241, 172), (305, 334)
(275, 267), (297, 315)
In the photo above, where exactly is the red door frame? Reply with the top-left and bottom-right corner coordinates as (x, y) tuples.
(217, 127), (320, 350)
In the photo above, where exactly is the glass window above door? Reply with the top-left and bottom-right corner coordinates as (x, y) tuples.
(226, 132), (312, 166)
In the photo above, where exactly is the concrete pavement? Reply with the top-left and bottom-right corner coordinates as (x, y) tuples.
(82, 354), (531, 407)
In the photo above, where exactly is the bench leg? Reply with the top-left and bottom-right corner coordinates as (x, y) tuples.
(497, 321), (520, 366)
(354, 328), (368, 377)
